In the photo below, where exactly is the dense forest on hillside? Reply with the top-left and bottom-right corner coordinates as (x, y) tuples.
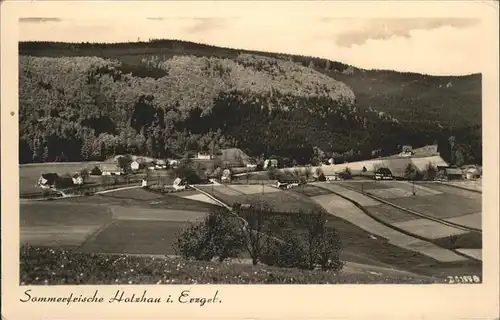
(19, 40), (482, 165)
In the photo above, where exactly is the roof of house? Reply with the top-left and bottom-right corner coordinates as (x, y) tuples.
(218, 148), (251, 163)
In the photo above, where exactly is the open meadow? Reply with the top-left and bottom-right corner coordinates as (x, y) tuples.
(20, 188), (219, 256)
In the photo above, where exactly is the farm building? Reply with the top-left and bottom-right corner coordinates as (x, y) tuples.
(168, 159), (179, 167)
(221, 169), (232, 183)
(263, 159), (278, 169)
(100, 162), (122, 176)
(155, 159), (167, 169)
(399, 145), (414, 158)
(146, 162), (156, 171)
(326, 174), (342, 181)
(130, 161), (141, 171)
(197, 152), (212, 160)
(37, 173), (59, 189)
(464, 167), (481, 180)
(437, 166), (464, 181)
(72, 174), (84, 185)
(173, 177), (186, 190)
(276, 177), (302, 189)
(412, 144), (439, 157)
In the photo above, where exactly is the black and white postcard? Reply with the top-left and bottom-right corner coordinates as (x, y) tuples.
(1, 1), (499, 319)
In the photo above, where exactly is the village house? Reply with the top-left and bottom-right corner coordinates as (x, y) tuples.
(221, 169), (232, 183)
(100, 162), (122, 176)
(263, 159), (278, 169)
(72, 174), (84, 185)
(172, 177), (186, 191)
(197, 152), (213, 160)
(436, 166), (463, 181)
(464, 167), (481, 180)
(155, 159), (167, 169)
(168, 159), (179, 167)
(130, 160), (141, 171)
(37, 173), (60, 189)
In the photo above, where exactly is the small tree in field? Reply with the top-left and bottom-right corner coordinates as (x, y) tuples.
(304, 166), (313, 181)
(267, 167), (279, 180)
(404, 163), (416, 180)
(117, 155), (133, 175)
(79, 168), (90, 182)
(423, 162), (438, 181)
(173, 209), (244, 262)
(290, 211), (344, 271)
(237, 201), (273, 265)
(362, 166), (367, 175)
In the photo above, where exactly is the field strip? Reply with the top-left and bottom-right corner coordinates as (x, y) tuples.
(391, 219), (469, 239)
(442, 212), (482, 230)
(439, 181), (482, 194)
(310, 194), (468, 262)
(335, 182), (482, 234)
(392, 181), (443, 195)
(21, 225), (103, 247)
(310, 183), (381, 207)
(455, 249), (482, 261)
(180, 194), (222, 206)
(190, 185), (232, 210)
(314, 183), (482, 262)
(77, 220), (117, 251)
(226, 184), (280, 195)
(110, 206), (207, 222)
(94, 185), (143, 195)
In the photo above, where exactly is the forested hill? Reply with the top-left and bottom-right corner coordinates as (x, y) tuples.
(19, 40), (482, 165)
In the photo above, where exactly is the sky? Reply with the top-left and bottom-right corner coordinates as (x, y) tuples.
(19, 15), (487, 76)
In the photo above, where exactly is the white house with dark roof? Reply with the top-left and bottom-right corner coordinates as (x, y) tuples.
(100, 162), (122, 175)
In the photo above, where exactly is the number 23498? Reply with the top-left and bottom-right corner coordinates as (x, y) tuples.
(446, 275), (481, 284)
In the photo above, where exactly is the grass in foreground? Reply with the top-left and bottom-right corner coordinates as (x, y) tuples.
(20, 246), (442, 285)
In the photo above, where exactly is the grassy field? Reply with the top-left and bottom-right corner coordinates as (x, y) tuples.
(338, 180), (481, 221)
(198, 184), (320, 213)
(79, 220), (189, 255)
(60, 188), (220, 212)
(20, 187), (217, 255)
(387, 193), (481, 220)
(433, 232), (482, 250)
(364, 204), (423, 224)
(20, 202), (113, 248)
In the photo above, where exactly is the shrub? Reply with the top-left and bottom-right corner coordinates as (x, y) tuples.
(90, 166), (102, 175)
(173, 209), (244, 262)
(291, 211), (344, 271)
(174, 165), (202, 184)
(117, 155), (133, 175)
(262, 231), (308, 269)
(79, 168), (90, 182)
(317, 173), (326, 182)
(423, 162), (437, 181)
(304, 166), (313, 180)
(267, 167), (279, 180)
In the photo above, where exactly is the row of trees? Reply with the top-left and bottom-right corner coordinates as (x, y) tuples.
(174, 204), (344, 271)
